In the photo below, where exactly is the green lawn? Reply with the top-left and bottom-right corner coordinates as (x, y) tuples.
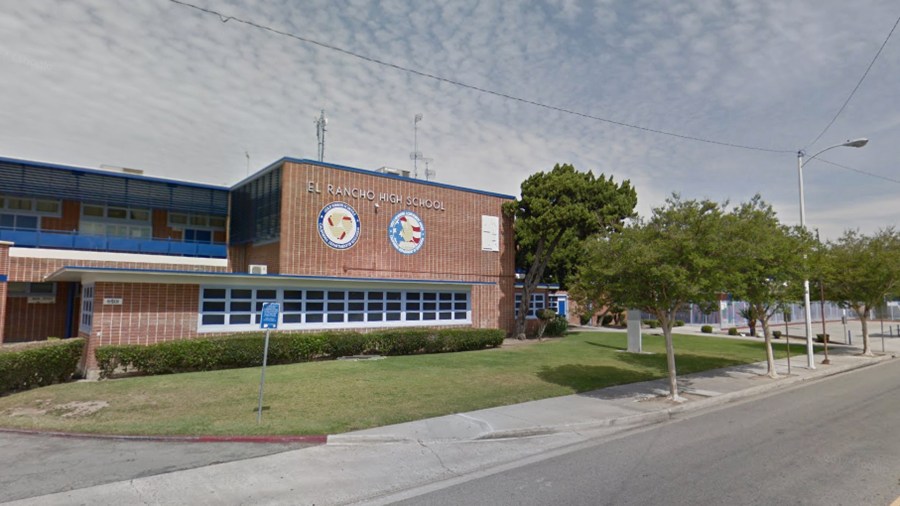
(0, 332), (808, 436)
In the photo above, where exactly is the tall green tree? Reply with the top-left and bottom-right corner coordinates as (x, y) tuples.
(575, 196), (728, 400)
(823, 228), (900, 356)
(503, 163), (636, 339)
(725, 196), (812, 377)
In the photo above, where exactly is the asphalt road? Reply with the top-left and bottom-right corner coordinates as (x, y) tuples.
(0, 434), (312, 503)
(396, 359), (900, 506)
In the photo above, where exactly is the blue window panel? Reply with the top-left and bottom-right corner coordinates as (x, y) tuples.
(73, 234), (107, 250)
(107, 238), (141, 252)
(140, 240), (170, 254)
(197, 243), (226, 258)
(39, 231), (75, 248)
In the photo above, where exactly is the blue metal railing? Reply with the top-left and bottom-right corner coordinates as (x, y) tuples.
(0, 228), (227, 258)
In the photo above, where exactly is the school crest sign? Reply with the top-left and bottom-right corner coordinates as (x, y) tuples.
(318, 202), (360, 250)
(388, 210), (425, 254)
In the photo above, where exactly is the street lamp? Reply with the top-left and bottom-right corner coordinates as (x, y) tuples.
(797, 138), (868, 369)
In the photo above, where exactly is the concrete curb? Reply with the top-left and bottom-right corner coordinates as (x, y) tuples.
(0, 427), (327, 444)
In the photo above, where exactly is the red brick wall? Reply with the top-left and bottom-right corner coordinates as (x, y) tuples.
(82, 282), (201, 369)
(0, 243), (9, 343)
(41, 200), (80, 232)
(277, 162), (517, 331)
(3, 283), (72, 342)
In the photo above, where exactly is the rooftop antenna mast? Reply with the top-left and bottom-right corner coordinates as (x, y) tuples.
(409, 113), (423, 178)
(423, 157), (435, 181)
(245, 150), (250, 175)
(315, 109), (327, 162)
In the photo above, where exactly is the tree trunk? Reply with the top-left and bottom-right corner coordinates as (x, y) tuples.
(758, 307), (778, 379)
(659, 311), (683, 402)
(859, 306), (873, 356)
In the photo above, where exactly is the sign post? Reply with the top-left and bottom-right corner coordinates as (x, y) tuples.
(257, 302), (279, 424)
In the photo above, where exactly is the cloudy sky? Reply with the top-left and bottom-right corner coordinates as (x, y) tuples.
(1, 0), (898, 239)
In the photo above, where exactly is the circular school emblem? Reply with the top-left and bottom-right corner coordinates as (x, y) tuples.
(388, 210), (425, 254)
(318, 202), (360, 250)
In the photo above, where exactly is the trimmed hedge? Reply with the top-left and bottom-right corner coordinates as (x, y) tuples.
(0, 339), (85, 394)
(96, 328), (505, 379)
(701, 325), (714, 334)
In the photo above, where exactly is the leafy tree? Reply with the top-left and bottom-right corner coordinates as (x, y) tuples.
(503, 163), (637, 339)
(822, 228), (900, 356)
(725, 196), (812, 377)
(575, 196), (728, 400)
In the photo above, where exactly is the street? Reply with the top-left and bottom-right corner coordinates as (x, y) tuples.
(394, 359), (900, 505)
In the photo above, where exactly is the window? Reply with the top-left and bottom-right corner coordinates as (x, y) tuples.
(80, 204), (151, 239)
(80, 284), (94, 333)
(7, 282), (56, 298)
(168, 212), (226, 244)
(0, 195), (61, 231)
(515, 292), (546, 319)
(199, 287), (470, 331)
(0, 214), (39, 231)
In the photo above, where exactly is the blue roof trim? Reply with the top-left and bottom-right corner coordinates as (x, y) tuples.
(233, 157), (516, 200)
(0, 156), (229, 191)
(52, 266), (496, 286)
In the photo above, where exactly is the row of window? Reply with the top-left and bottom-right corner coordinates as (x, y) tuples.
(0, 195), (61, 215)
(199, 287), (470, 330)
(0, 199), (225, 243)
(514, 293), (566, 318)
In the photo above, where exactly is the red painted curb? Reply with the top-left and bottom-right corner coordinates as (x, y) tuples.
(0, 427), (328, 444)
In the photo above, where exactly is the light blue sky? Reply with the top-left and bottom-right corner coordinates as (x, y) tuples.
(1, 1), (898, 239)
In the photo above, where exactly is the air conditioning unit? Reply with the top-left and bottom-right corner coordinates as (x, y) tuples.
(376, 166), (411, 178)
(248, 264), (268, 275)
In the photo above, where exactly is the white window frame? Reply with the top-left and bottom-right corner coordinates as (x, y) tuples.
(198, 286), (471, 333)
(0, 195), (62, 217)
(515, 292), (546, 319)
(80, 203), (152, 239)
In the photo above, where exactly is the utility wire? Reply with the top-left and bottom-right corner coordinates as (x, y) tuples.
(168, 0), (793, 155)
(804, 13), (900, 150)
(815, 158), (900, 185)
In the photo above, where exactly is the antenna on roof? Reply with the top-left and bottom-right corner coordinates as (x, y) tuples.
(423, 158), (435, 181)
(409, 113), (424, 178)
(245, 150), (250, 175)
(315, 109), (328, 162)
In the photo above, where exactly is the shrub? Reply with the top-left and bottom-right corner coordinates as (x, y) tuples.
(728, 327), (739, 336)
(0, 339), (84, 394)
(816, 333), (829, 343)
(772, 330), (782, 339)
(95, 328), (506, 378)
(543, 316), (569, 337)
(601, 314), (614, 326)
(701, 325), (713, 334)
(579, 313), (593, 325)
(643, 319), (659, 329)
(674, 320), (685, 327)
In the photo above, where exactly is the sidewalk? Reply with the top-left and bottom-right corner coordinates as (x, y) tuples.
(6, 334), (898, 506)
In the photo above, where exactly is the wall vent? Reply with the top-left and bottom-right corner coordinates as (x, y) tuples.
(249, 264), (268, 275)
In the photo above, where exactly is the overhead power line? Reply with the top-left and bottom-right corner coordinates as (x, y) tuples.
(168, 0), (793, 155)
(804, 13), (900, 150)
(816, 158), (900, 185)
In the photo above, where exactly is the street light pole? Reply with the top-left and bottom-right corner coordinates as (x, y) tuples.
(796, 138), (868, 369)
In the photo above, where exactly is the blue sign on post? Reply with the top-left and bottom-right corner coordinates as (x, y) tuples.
(260, 302), (280, 329)
(257, 302), (280, 423)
